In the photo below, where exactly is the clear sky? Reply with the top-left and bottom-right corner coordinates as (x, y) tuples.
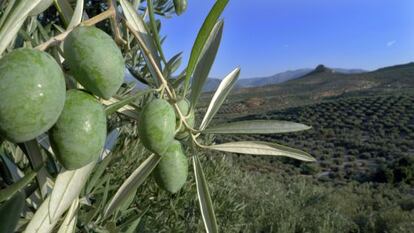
(160, 0), (414, 79)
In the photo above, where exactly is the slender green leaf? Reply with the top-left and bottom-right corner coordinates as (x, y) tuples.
(86, 155), (113, 194)
(207, 141), (316, 162)
(199, 68), (240, 130)
(193, 155), (218, 233)
(22, 140), (52, 198)
(104, 89), (153, 115)
(54, 0), (74, 26)
(190, 20), (223, 107)
(183, 0), (229, 95)
(0, 0), (17, 29)
(163, 52), (182, 77)
(147, 0), (167, 64)
(203, 120), (312, 134)
(67, 0), (84, 29)
(120, 0), (161, 73)
(49, 162), (96, 222)
(103, 154), (161, 218)
(0, 169), (37, 202)
(25, 196), (55, 232)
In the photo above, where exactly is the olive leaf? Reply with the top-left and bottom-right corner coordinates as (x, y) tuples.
(0, 169), (37, 202)
(203, 120), (312, 134)
(147, 0), (167, 63)
(103, 153), (161, 218)
(199, 68), (240, 130)
(206, 141), (316, 162)
(193, 155), (218, 233)
(48, 162), (96, 222)
(104, 89), (153, 116)
(183, 0), (229, 95)
(190, 20), (224, 108)
(67, 0), (84, 29)
(25, 196), (56, 233)
(0, 0), (42, 55)
(57, 198), (79, 233)
(54, 0), (75, 26)
(120, 0), (161, 78)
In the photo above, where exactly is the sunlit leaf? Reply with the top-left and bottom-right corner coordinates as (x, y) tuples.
(103, 154), (161, 218)
(190, 20), (223, 107)
(48, 162), (96, 222)
(203, 120), (312, 134)
(199, 68), (240, 130)
(54, 0), (74, 26)
(67, 0), (84, 29)
(104, 89), (153, 115)
(0, 0), (42, 55)
(207, 141), (316, 162)
(57, 198), (79, 233)
(183, 0), (229, 95)
(193, 155), (218, 233)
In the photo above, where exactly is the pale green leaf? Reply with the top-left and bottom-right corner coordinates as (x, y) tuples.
(190, 20), (223, 107)
(0, 0), (42, 55)
(103, 154), (161, 218)
(183, 0), (229, 95)
(24, 196), (56, 233)
(203, 120), (312, 134)
(199, 68), (240, 130)
(57, 198), (79, 233)
(207, 141), (316, 162)
(48, 162), (96, 222)
(67, 0), (84, 29)
(193, 155), (218, 233)
(120, 0), (161, 73)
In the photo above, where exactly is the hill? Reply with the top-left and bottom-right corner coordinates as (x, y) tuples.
(202, 67), (366, 92)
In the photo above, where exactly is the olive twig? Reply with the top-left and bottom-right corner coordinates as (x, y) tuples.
(125, 21), (175, 99)
(36, 9), (116, 51)
(107, 0), (127, 46)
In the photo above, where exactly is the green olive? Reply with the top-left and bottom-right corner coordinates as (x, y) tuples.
(64, 26), (125, 100)
(153, 140), (188, 193)
(175, 99), (195, 140)
(0, 48), (66, 143)
(173, 0), (187, 15)
(138, 99), (176, 154)
(50, 90), (107, 170)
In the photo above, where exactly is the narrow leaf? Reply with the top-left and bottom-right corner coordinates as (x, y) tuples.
(67, 0), (84, 29)
(48, 162), (96, 222)
(54, 0), (74, 26)
(103, 154), (161, 218)
(0, 169), (37, 202)
(203, 120), (312, 134)
(193, 155), (218, 233)
(57, 198), (79, 233)
(190, 20), (224, 107)
(207, 141), (316, 162)
(183, 0), (229, 95)
(199, 68), (240, 130)
(104, 89), (152, 115)
(0, 0), (42, 55)
(120, 0), (161, 68)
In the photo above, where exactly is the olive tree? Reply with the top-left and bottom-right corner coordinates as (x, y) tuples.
(0, 0), (315, 232)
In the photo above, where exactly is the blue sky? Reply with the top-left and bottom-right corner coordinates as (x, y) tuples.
(160, 0), (414, 79)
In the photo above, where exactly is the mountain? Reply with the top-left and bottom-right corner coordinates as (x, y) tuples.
(233, 62), (414, 100)
(202, 67), (366, 92)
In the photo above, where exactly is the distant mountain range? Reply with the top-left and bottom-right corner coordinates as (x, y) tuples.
(232, 62), (414, 100)
(202, 66), (367, 92)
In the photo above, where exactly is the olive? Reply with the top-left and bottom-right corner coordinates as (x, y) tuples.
(64, 26), (125, 100)
(0, 48), (66, 143)
(175, 99), (195, 140)
(173, 0), (187, 15)
(153, 140), (188, 193)
(138, 99), (176, 155)
(50, 90), (106, 170)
